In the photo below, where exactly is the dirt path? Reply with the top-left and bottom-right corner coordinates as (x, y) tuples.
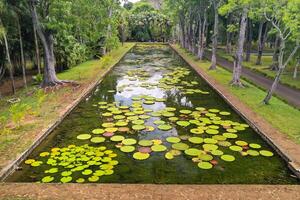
(0, 184), (300, 200)
(204, 51), (300, 108)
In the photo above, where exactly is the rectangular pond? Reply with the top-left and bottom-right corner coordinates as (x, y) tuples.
(6, 44), (299, 184)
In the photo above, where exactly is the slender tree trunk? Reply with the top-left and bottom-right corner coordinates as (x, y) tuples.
(226, 14), (232, 54)
(2, 27), (16, 94)
(270, 35), (280, 71)
(104, 6), (113, 54)
(198, 10), (207, 60)
(256, 21), (264, 65)
(30, 1), (62, 87)
(209, 1), (219, 70)
(293, 59), (299, 79)
(245, 19), (252, 62)
(18, 19), (27, 88)
(33, 23), (41, 74)
(230, 7), (248, 87)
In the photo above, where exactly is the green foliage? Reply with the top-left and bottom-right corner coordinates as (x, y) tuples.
(35, 89), (47, 114)
(9, 102), (31, 128)
(0, 115), (11, 135)
(32, 74), (43, 85)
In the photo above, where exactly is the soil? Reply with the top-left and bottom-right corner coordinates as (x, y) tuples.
(0, 184), (299, 200)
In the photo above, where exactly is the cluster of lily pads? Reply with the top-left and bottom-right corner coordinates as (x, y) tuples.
(74, 94), (274, 171)
(25, 144), (118, 183)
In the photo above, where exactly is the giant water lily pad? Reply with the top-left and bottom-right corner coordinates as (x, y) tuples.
(60, 176), (72, 183)
(88, 176), (100, 182)
(247, 150), (260, 156)
(198, 154), (213, 161)
(133, 152), (150, 160)
(166, 137), (181, 143)
(165, 152), (174, 160)
(204, 138), (218, 144)
(77, 134), (92, 140)
(92, 129), (105, 134)
(190, 128), (204, 134)
(259, 150), (274, 157)
(211, 149), (224, 156)
(138, 140), (153, 147)
(205, 129), (219, 135)
(151, 145), (167, 152)
(223, 133), (238, 139)
(132, 120), (145, 125)
(132, 125), (146, 131)
(188, 137), (204, 144)
(42, 176), (54, 183)
(235, 140), (248, 146)
(176, 121), (190, 127)
(249, 143), (261, 149)
(110, 135), (125, 142)
(157, 124), (172, 131)
(198, 162), (213, 169)
(172, 143), (189, 150)
(90, 137), (105, 143)
(120, 146), (135, 153)
(221, 155), (235, 162)
(203, 144), (218, 151)
(180, 110), (192, 114)
(184, 148), (201, 156)
(229, 145), (243, 152)
(122, 138), (137, 145)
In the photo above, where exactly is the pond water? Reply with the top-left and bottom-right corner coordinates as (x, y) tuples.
(7, 44), (298, 184)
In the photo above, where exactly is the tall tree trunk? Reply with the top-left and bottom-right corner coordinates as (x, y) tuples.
(245, 19), (252, 62)
(293, 59), (299, 79)
(18, 18), (27, 88)
(2, 25), (16, 94)
(33, 23), (41, 74)
(209, 1), (219, 70)
(226, 14), (232, 54)
(256, 21), (264, 65)
(270, 35), (280, 71)
(30, 1), (62, 87)
(230, 7), (248, 87)
(179, 13), (186, 48)
(198, 10), (207, 60)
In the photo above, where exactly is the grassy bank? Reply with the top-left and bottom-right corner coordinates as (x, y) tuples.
(0, 43), (135, 170)
(174, 44), (300, 144)
(216, 49), (300, 90)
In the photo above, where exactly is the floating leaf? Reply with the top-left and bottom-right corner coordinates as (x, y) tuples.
(223, 133), (238, 139)
(165, 152), (174, 160)
(229, 145), (243, 152)
(122, 138), (137, 145)
(184, 148), (201, 156)
(188, 137), (204, 144)
(151, 145), (167, 152)
(88, 176), (99, 182)
(110, 135), (125, 142)
(203, 144), (218, 151)
(157, 124), (172, 131)
(176, 121), (190, 127)
(82, 169), (93, 176)
(132, 125), (146, 131)
(198, 162), (213, 169)
(133, 152), (150, 160)
(205, 129), (219, 135)
(221, 155), (235, 162)
(190, 128), (204, 134)
(138, 140), (153, 147)
(77, 134), (92, 140)
(42, 176), (54, 183)
(166, 137), (181, 143)
(60, 176), (72, 183)
(172, 143), (189, 150)
(259, 150), (274, 157)
(249, 143), (261, 149)
(92, 129), (105, 134)
(235, 140), (248, 146)
(120, 146), (135, 153)
(90, 137), (105, 143)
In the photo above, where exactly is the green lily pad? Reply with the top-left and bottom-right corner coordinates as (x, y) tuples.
(190, 128), (204, 134)
(138, 140), (153, 147)
(77, 134), (92, 140)
(132, 125), (146, 131)
(219, 111), (231, 116)
(76, 178), (85, 183)
(90, 137), (105, 143)
(25, 159), (35, 165)
(122, 138), (137, 145)
(249, 143), (261, 149)
(157, 124), (172, 131)
(180, 110), (192, 114)
(47, 168), (58, 174)
(92, 129), (105, 134)
(61, 171), (72, 177)
(259, 150), (274, 157)
(115, 121), (128, 127)
(247, 150), (260, 156)
(176, 121), (190, 127)
(42, 176), (54, 183)
(166, 137), (181, 143)
(221, 154), (235, 162)
(229, 145), (243, 152)
(188, 137), (204, 144)
(208, 109), (220, 113)
(82, 169), (93, 175)
(218, 141), (232, 147)
(172, 143), (189, 150)
(110, 135), (125, 142)
(168, 117), (179, 121)
(223, 133), (238, 139)
(184, 148), (201, 156)
(198, 154), (213, 161)
(203, 144), (218, 151)
(235, 140), (248, 146)
(212, 135), (226, 141)
(133, 152), (150, 160)
(132, 120), (145, 125)
(205, 129), (219, 135)
(211, 149), (224, 156)
(198, 162), (213, 169)
(60, 176), (72, 183)
(154, 120), (165, 125)
(165, 152), (174, 160)
(88, 176), (99, 182)
(120, 145), (135, 153)
(204, 138), (218, 144)
(151, 145), (167, 152)
(162, 112), (175, 117)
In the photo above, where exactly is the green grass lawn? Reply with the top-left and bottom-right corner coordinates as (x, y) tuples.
(175, 44), (300, 144)
(0, 43), (135, 170)
(216, 49), (300, 90)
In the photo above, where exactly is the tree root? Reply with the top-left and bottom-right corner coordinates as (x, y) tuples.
(229, 80), (244, 88)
